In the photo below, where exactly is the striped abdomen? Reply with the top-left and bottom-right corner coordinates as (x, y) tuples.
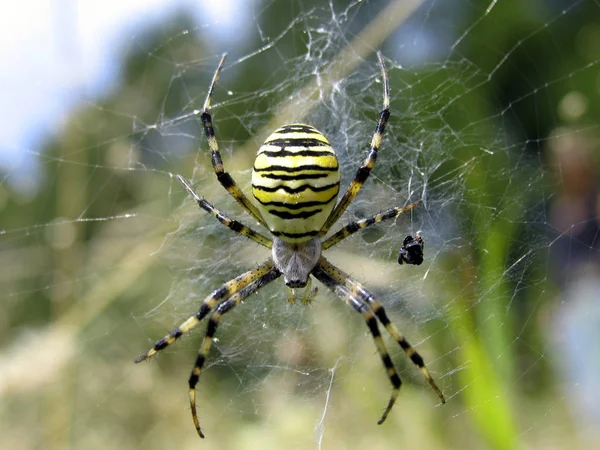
(252, 124), (340, 243)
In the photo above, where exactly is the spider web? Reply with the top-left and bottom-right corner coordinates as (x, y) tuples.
(1, 0), (599, 449)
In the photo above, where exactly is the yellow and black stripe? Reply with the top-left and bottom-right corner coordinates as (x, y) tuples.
(177, 175), (272, 249)
(318, 52), (391, 236)
(134, 262), (278, 364)
(252, 124), (340, 242)
(311, 260), (401, 424)
(321, 201), (422, 250)
(316, 257), (446, 406)
(187, 265), (281, 438)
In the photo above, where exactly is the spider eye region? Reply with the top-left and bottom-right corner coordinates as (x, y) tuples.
(272, 237), (321, 288)
(252, 123), (340, 243)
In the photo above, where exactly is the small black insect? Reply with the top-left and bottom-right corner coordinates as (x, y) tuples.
(398, 232), (424, 266)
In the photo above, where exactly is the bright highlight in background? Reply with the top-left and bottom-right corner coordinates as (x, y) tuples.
(0, 0), (255, 193)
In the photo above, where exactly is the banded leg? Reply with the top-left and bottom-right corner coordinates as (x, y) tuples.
(322, 201), (422, 250)
(201, 54), (266, 226)
(312, 265), (401, 425)
(134, 261), (277, 363)
(317, 257), (445, 404)
(319, 52), (390, 236)
(188, 267), (281, 437)
(177, 175), (272, 249)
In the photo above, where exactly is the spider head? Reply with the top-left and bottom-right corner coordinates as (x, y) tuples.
(272, 237), (321, 288)
(285, 278), (307, 289)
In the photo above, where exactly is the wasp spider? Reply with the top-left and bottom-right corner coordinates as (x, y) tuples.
(135, 52), (445, 438)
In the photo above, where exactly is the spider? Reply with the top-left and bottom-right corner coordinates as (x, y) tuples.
(135, 52), (445, 438)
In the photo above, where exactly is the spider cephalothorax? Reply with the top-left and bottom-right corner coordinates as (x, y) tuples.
(135, 52), (445, 438)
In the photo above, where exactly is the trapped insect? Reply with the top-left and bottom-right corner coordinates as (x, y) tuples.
(135, 52), (445, 438)
(398, 231), (424, 266)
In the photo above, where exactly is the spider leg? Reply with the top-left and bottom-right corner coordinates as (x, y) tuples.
(201, 53), (266, 226)
(319, 52), (390, 236)
(177, 175), (272, 248)
(134, 261), (277, 363)
(316, 257), (445, 404)
(321, 201), (422, 250)
(311, 264), (401, 425)
(187, 265), (281, 438)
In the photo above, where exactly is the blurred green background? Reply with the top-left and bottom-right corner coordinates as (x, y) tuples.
(1, 0), (600, 449)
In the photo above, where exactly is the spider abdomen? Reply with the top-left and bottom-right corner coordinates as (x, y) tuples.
(252, 124), (340, 242)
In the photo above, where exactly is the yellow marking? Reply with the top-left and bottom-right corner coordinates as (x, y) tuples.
(252, 124), (340, 242)
(318, 68), (390, 237)
(373, 335), (386, 351)
(136, 263), (274, 362)
(180, 317), (200, 332)
(252, 187), (338, 205)
(201, 337), (213, 355)
(318, 256), (446, 404)
(370, 132), (382, 149)
(207, 137), (220, 158)
(177, 175), (271, 248)
(254, 153), (338, 170)
(264, 128), (332, 144)
(189, 388), (205, 438)
(378, 389), (399, 425)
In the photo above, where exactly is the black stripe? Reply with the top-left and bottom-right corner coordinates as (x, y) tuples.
(257, 268), (282, 287)
(258, 200), (329, 210)
(254, 192), (337, 209)
(381, 353), (394, 369)
(217, 172), (235, 188)
(410, 352), (424, 367)
(254, 164), (338, 173)
(230, 221), (243, 232)
(382, 209), (398, 220)
(355, 166), (371, 184)
(376, 109), (390, 135)
(252, 182), (339, 194)
(260, 149), (334, 158)
(366, 316), (380, 336)
(259, 173), (331, 181)
(390, 373), (402, 388)
(206, 318), (218, 337)
(272, 230), (319, 239)
(189, 372), (200, 387)
(263, 138), (330, 148)
(373, 308), (391, 325)
(213, 285), (229, 300)
(398, 338), (410, 351)
(268, 208), (322, 219)
(155, 338), (170, 351)
(345, 222), (360, 233)
(278, 125), (320, 134)
(201, 112), (214, 138)
(196, 304), (211, 321)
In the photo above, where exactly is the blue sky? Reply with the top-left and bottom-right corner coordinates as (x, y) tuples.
(0, 0), (256, 193)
